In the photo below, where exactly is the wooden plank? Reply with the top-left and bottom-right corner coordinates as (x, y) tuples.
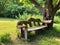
(43, 20), (52, 23)
(28, 25), (47, 31)
(24, 30), (28, 41)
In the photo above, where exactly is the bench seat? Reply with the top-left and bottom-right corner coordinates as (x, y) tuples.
(28, 25), (47, 31)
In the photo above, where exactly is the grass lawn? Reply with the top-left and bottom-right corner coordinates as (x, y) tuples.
(0, 18), (18, 41)
(0, 16), (60, 45)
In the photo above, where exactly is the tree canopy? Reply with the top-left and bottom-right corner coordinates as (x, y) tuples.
(0, 0), (60, 19)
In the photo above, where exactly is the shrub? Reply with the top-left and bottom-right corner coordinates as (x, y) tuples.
(56, 10), (60, 16)
(0, 33), (12, 44)
(54, 16), (60, 23)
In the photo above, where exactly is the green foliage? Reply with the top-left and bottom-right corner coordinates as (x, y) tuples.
(54, 16), (60, 23)
(0, 33), (12, 44)
(0, 0), (42, 18)
(0, 0), (23, 18)
(21, 5), (40, 15)
(56, 10), (60, 16)
(19, 13), (43, 20)
(36, 0), (45, 7)
(53, 0), (57, 6)
(0, 0), (59, 19)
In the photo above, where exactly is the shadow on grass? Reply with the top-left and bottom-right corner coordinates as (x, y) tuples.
(16, 27), (60, 45)
(27, 27), (60, 42)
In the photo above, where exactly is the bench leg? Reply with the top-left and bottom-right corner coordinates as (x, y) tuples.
(18, 29), (21, 39)
(18, 29), (24, 39)
(24, 30), (28, 41)
(21, 29), (24, 38)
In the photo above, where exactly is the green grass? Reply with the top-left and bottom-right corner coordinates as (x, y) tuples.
(0, 18), (18, 39)
(37, 23), (60, 45)
(0, 21), (16, 34)
(0, 18), (18, 21)
(0, 15), (60, 45)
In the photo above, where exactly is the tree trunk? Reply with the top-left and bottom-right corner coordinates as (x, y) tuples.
(43, 0), (55, 28)
(43, 9), (55, 28)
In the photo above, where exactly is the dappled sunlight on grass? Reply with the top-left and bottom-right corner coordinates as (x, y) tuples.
(55, 38), (60, 42)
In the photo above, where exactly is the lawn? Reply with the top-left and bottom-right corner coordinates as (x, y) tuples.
(0, 16), (60, 45)
(0, 18), (18, 41)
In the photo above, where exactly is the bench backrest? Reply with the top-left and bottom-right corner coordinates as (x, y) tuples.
(17, 18), (41, 28)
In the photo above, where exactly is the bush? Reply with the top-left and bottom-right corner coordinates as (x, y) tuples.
(56, 10), (60, 16)
(18, 13), (43, 21)
(54, 16), (60, 23)
(0, 33), (12, 44)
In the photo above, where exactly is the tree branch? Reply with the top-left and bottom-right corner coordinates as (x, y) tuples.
(29, 0), (45, 12)
(53, 0), (60, 12)
(45, 0), (53, 10)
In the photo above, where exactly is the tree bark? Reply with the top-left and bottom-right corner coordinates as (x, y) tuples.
(43, 0), (53, 28)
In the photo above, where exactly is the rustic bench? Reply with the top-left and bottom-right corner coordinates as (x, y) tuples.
(17, 18), (52, 41)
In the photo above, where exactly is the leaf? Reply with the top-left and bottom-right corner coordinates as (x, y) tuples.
(19, 0), (23, 3)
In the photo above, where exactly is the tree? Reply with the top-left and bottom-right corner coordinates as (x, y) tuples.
(29, 0), (60, 28)
(0, 0), (22, 18)
(0, 0), (8, 17)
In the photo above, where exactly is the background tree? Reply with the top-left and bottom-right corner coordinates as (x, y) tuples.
(0, 0), (41, 18)
(0, 0), (23, 18)
(29, 0), (60, 28)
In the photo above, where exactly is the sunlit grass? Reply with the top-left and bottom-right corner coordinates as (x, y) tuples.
(0, 21), (18, 36)
(0, 18), (18, 21)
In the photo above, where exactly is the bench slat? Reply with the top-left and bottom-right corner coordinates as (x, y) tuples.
(28, 25), (47, 31)
(43, 20), (52, 23)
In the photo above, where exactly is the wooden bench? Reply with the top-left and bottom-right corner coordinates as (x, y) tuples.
(17, 18), (52, 41)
